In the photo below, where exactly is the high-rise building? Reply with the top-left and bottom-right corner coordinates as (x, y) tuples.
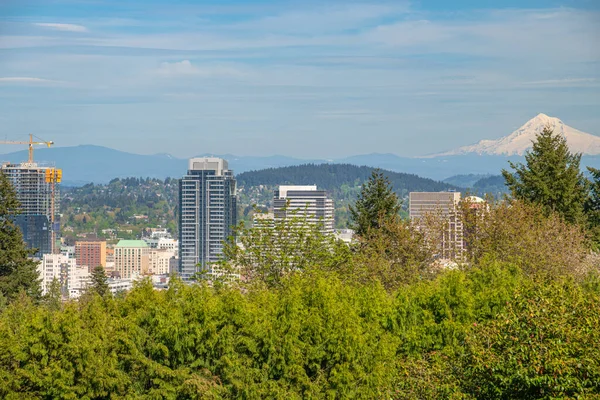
(179, 158), (237, 280)
(114, 240), (149, 278)
(409, 191), (464, 261)
(75, 239), (107, 272)
(1, 162), (61, 257)
(273, 185), (334, 233)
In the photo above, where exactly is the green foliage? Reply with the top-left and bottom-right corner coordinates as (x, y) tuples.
(349, 169), (401, 236)
(90, 266), (110, 297)
(223, 209), (352, 287)
(460, 277), (600, 399)
(0, 171), (41, 303)
(502, 126), (587, 224)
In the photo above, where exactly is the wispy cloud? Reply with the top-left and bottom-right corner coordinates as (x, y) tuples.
(34, 23), (88, 32)
(522, 78), (598, 86)
(157, 60), (245, 78)
(0, 77), (64, 85)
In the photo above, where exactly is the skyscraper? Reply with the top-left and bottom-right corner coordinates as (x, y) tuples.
(179, 158), (237, 280)
(273, 185), (335, 233)
(1, 162), (61, 257)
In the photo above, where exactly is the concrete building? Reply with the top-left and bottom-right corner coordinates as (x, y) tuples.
(107, 278), (133, 295)
(273, 185), (335, 233)
(115, 240), (149, 278)
(144, 237), (178, 253)
(1, 162), (61, 256)
(179, 158), (237, 280)
(409, 191), (464, 261)
(38, 254), (90, 298)
(75, 239), (107, 271)
(148, 248), (175, 275)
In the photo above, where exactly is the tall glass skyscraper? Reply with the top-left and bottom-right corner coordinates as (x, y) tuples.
(178, 158), (237, 280)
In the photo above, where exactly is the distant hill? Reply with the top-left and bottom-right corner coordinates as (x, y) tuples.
(237, 163), (458, 196)
(443, 174), (491, 188)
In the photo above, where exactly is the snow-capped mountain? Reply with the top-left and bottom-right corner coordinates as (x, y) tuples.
(435, 113), (600, 156)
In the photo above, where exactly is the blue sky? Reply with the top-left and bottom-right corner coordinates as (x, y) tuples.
(0, 0), (598, 158)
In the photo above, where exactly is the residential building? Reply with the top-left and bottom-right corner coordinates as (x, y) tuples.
(273, 185), (334, 233)
(1, 162), (61, 256)
(38, 254), (90, 298)
(148, 248), (175, 275)
(179, 158), (237, 280)
(114, 240), (150, 278)
(409, 191), (464, 261)
(75, 239), (107, 271)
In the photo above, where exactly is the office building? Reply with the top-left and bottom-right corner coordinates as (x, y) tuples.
(144, 237), (178, 253)
(148, 248), (175, 275)
(409, 191), (464, 261)
(273, 185), (334, 233)
(179, 158), (237, 280)
(1, 162), (61, 257)
(115, 240), (149, 278)
(75, 239), (107, 271)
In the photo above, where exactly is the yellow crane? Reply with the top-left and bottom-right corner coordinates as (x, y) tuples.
(0, 133), (54, 164)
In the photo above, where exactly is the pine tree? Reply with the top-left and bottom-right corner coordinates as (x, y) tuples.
(502, 126), (587, 224)
(349, 169), (401, 236)
(0, 171), (41, 302)
(90, 265), (110, 297)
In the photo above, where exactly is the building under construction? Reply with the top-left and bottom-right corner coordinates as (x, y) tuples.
(1, 136), (61, 257)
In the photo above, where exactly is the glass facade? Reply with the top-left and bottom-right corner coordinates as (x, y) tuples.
(178, 158), (237, 280)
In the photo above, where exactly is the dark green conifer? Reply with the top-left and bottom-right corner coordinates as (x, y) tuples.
(502, 126), (587, 224)
(349, 169), (401, 236)
(90, 265), (110, 297)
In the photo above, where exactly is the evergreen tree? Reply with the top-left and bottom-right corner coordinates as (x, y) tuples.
(90, 265), (110, 297)
(502, 126), (587, 224)
(349, 169), (401, 236)
(584, 166), (600, 243)
(44, 277), (63, 311)
(0, 171), (41, 302)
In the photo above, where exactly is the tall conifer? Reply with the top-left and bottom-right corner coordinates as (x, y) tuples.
(502, 126), (587, 224)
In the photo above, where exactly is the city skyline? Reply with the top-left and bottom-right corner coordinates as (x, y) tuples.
(0, 0), (598, 159)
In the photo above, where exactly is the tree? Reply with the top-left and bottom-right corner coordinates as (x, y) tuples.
(90, 265), (110, 297)
(0, 171), (41, 302)
(349, 169), (401, 236)
(502, 126), (587, 224)
(584, 166), (600, 244)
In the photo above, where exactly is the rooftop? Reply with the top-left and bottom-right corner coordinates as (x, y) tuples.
(115, 240), (148, 248)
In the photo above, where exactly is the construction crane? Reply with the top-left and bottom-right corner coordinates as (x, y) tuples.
(0, 133), (54, 164)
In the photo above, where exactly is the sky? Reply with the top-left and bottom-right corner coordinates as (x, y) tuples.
(0, 0), (599, 159)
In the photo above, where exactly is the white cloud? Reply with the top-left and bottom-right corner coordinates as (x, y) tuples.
(34, 23), (88, 32)
(0, 77), (62, 84)
(522, 78), (597, 86)
(157, 60), (245, 78)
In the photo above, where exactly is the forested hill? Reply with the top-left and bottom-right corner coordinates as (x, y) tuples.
(237, 163), (458, 195)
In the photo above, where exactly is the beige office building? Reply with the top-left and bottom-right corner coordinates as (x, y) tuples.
(409, 191), (464, 261)
(115, 240), (149, 278)
(148, 248), (175, 275)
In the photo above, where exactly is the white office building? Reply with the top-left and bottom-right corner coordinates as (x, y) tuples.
(273, 185), (335, 234)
